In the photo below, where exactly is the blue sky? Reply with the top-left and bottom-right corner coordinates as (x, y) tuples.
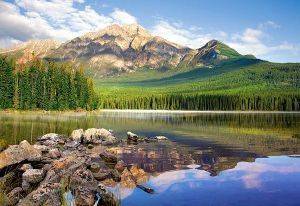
(1, 0), (300, 62)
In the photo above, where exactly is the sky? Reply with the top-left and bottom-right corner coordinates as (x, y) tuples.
(0, 0), (300, 62)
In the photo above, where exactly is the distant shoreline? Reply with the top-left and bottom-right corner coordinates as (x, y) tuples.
(0, 109), (299, 115)
(101, 109), (300, 114)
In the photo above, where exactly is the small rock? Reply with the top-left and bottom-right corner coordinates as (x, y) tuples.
(100, 151), (117, 164)
(20, 163), (33, 172)
(70, 129), (84, 142)
(49, 148), (61, 159)
(92, 167), (112, 181)
(102, 135), (118, 146)
(87, 144), (94, 149)
(74, 186), (95, 206)
(7, 187), (23, 205)
(90, 162), (100, 173)
(21, 180), (30, 191)
(127, 132), (139, 141)
(156, 136), (168, 140)
(114, 160), (126, 173)
(110, 169), (121, 182)
(42, 164), (52, 173)
(33, 144), (49, 152)
(37, 133), (66, 146)
(38, 133), (60, 141)
(22, 169), (45, 184)
(64, 141), (80, 148)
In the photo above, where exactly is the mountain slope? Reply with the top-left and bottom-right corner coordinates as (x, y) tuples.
(95, 59), (300, 110)
(0, 39), (60, 65)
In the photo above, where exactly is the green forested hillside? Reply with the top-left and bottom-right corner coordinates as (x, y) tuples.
(0, 56), (98, 110)
(96, 58), (300, 110)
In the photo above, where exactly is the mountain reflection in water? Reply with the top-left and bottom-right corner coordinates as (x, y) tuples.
(0, 111), (299, 205)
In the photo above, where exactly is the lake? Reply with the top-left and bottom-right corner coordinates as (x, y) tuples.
(0, 111), (300, 206)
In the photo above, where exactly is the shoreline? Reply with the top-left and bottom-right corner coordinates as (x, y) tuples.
(0, 109), (299, 115)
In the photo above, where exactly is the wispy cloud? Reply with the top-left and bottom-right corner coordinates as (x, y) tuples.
(110, 8), (138, 25)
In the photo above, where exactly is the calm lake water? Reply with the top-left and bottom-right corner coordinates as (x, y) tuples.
(0, 111), (300, 206)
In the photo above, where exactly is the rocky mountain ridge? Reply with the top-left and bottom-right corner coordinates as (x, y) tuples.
(1, 24), (245, 76)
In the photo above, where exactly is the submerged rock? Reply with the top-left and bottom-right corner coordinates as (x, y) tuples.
(0, 140), (41, 170)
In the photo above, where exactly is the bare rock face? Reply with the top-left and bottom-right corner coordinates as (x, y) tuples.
(0, 39), (60, 65)
(0, 140), (41, 170)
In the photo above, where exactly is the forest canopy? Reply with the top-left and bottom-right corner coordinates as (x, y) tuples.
(0, 56), (98, 110)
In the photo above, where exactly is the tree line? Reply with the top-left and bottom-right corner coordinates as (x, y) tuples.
(99, 93), (300, 111)
(0, 56), (98, 110)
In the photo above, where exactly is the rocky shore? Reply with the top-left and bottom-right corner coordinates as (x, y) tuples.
(0, 128), (168, 206)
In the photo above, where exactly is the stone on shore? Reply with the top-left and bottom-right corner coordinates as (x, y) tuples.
(22, 169), (45, 184)
(7, 187), (23, 205)
(155, 135), (168, 140)
(100, 151), (118, 164)
(0, 140), (41, 170)
(70, 129), (84, 142)
(81, 128), (120, 146)
(127, 131), (139, 141)
(48, 148), (61, 159)
(18, 183), (61, 206)
(20, 163), (33, 172)
(37, 133), (65, 146)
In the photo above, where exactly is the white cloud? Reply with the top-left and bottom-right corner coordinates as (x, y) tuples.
(0, 1), (137, 48)
(151, 20), (216, 49)
(110, 8), (138, 25)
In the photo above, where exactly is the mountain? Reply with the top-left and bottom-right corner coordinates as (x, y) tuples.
(0, 39), (60, 65)
(1, 24), (248, 76)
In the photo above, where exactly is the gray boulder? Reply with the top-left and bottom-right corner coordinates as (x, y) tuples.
(22, 169), (45, 184)
(48, 148), (61, 159)
(70, 129), (84, 142)
(0, 140), (41, 170)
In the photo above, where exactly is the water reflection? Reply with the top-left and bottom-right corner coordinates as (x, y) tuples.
(121, 157), (300, 206)
(0, 111), (300, 205)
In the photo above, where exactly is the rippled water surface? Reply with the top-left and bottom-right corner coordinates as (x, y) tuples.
(0, 111), (300, 206)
